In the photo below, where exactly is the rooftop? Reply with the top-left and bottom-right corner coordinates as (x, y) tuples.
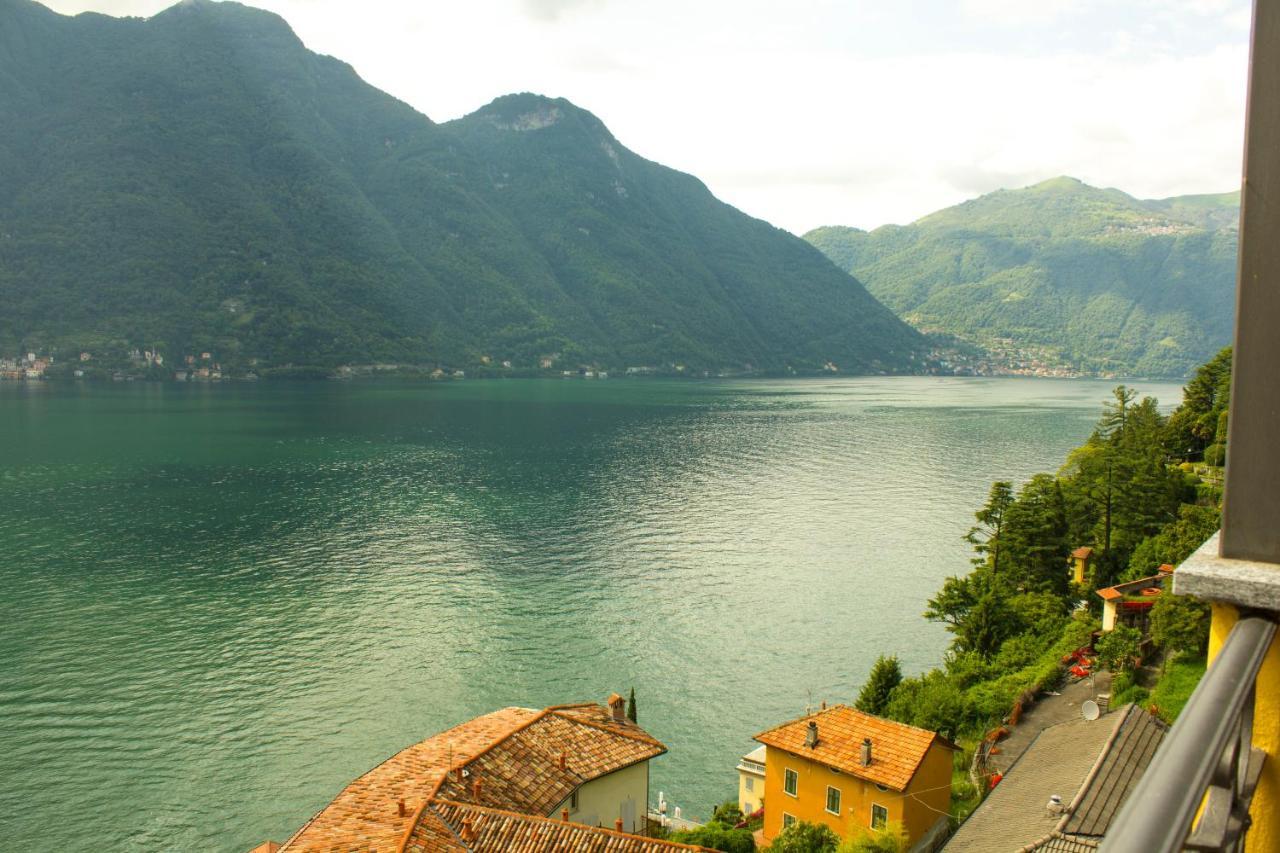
(1072, 547), (1094, 560)
(406, 800), (710, 852)
(276, 701), (667, 853)
(943, 705), (1166, 852)
(753, 704), (954, 791)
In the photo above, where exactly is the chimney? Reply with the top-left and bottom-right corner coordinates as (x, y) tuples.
(821, 699), (827, 710)
(558, 751), (567, 770)
(615, 818), (624, 832)
(562, 808), (570, 822)
(860, 738), (872, 767)
(804, 721), (820, 748)
(472, 778), (483, 800)
(461, 818), (475, 841)
(607, 693), (626, 722)
(455, 767), (465, 782)
(397, 799), (406, 817)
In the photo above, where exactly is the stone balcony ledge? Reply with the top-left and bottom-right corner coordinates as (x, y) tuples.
(1175, 532), (1280, 612)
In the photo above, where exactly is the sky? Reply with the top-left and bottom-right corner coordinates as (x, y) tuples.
(42, 0), (1254, 234)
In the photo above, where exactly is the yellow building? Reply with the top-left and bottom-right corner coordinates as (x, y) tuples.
(754, 705), (957, 847)
(736, 745), (766, 815)
(1069, 546), (1094, 585)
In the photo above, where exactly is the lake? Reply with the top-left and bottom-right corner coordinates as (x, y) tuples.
(0, 376), (1183, 851)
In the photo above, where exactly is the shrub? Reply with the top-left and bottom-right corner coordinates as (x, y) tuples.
(1204, 443), (1226, 467)
(671, 822), (755, 853)
(1096, 625), (1143, 673)
(1149, 656), (1208, 723)
(836, 821), (908, 853)
(767, 820), (840, 853)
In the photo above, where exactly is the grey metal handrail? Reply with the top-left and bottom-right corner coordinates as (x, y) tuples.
(1100, 615), (1275, 852)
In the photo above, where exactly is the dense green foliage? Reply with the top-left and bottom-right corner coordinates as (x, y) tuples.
(0, 0), (922, 374)
(854, 655), (902, 716)
(878, 351), (1227, 740)
(672, 822), (755, 853)
(805, 177), (1238, 377)
(1149, 656), (1208, 723)
(767, 820), (840, 853)
(836, 822), (908, 853)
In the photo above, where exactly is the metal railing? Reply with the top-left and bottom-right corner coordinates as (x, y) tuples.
(1100, 615), (1276, 852)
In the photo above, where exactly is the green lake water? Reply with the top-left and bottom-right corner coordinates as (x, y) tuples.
(0, 376), (1183, 851)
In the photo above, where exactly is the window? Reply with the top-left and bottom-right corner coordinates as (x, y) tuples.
(783, 813), (796, 829)
(569, 790), (579, 810)
(744, 776), (754, 792)
(783, 768), (798, 797)
(871, 804), (888, 830)
(825, 785), (841, 815)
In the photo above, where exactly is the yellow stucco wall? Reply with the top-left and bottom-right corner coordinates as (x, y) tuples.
(1208, 602), (1280, 853)
(551, 760), (649, 834)
(760, 741), (951, 845)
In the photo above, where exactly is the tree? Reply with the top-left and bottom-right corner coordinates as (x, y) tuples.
(1000, 474), (1070, 597)
(711, 801), (745, 827)
(1096, 625), (1142, 673)
(671, 822), (755, 853)
(627, 687), (637, 723)
(966, 481), (1014, 573)
(957, 588), (1016, 659)
(768, 820), (840, 853)
(837, 822), (908, 853)
(1099, 386), (1138, 443)
(855, 655), (903, 716)
(1151, 594), (1211, 659)
(924, 575), (978, 630)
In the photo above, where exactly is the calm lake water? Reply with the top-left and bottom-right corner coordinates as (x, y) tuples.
(0, 376), (1183, 851)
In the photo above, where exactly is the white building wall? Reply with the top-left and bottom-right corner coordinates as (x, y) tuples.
(551, 760), (649, 833)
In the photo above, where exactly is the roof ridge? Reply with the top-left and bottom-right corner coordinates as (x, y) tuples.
(548, 707), (667, 747)
(428, 798), (713, 850)
(1055, 705), (1138, 833)
(753, 703), (943, 741)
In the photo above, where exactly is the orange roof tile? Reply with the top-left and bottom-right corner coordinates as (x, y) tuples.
(1071, 547), (1094, 560)
(408, 800), (711, 852)
(278, 707), (538, 853)
(432, 704), (665, 817)
(276, 702), (668, 853)
(1097, 588), (1123, 601)
(754, 705), (953, 791)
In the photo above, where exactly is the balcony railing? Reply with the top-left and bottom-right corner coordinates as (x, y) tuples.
(1099, 614), (1276, 852)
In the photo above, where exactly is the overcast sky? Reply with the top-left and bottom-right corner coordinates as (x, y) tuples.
(43, 0), (1253, 234)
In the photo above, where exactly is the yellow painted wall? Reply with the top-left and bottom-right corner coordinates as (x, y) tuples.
(760, 742), (951, 846)
(551, 760), (649, 834)
(1071, 555), (1089, 585)
(1208, 603), (1280, 853)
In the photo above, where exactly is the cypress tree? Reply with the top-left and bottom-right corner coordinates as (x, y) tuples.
(855, 655), (903, 716)
(627, 687), (637, 723)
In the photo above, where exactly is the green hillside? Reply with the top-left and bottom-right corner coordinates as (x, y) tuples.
(0, 0), (921, 375)
(805, 177), (1238, 377)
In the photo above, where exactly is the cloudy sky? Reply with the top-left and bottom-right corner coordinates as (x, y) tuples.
(44, 0), (1253, 234)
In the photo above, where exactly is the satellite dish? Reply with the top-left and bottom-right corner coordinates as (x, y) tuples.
(1082, 700), (1101, 721)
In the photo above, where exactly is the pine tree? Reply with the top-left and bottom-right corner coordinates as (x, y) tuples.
(966, 481), (1014, 574)
(855, 655), (903, 716)
(627, 687), (637, 723)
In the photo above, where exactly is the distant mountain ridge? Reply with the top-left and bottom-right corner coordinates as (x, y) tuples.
(0, 0), (922, 375)
(805, 177), (1239, 377)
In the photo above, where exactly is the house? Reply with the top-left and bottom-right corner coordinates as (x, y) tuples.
(1069, 546), (1094, 585)
(1097, 565), (1175, 632)
(736, 745), (766, 816)
(79, 352), (91, 362)
(254, 694), (706, 853)
(944, 704), (1167, 851)
(753, 705), (957, 848)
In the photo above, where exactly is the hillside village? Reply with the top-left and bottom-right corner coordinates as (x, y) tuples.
(247, 548), (1178, 853)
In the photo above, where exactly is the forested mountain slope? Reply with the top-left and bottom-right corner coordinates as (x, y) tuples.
(806, 177), (1238, 377)
(0, 0), (921, 374)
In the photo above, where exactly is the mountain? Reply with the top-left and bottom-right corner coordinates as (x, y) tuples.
(805, 177), (1239, 377)
(0, 0), (921, 375)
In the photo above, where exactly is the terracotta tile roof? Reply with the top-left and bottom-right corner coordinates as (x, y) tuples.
(753, 705), (954, 791)
(1095, 572), (1170, 602)
(407, 800), (711, 852)
(275, 702), (667, 853)
(278, 707), (539, 853)
(433, 704), (665, 816)
(1071, 547), (1094, 560)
